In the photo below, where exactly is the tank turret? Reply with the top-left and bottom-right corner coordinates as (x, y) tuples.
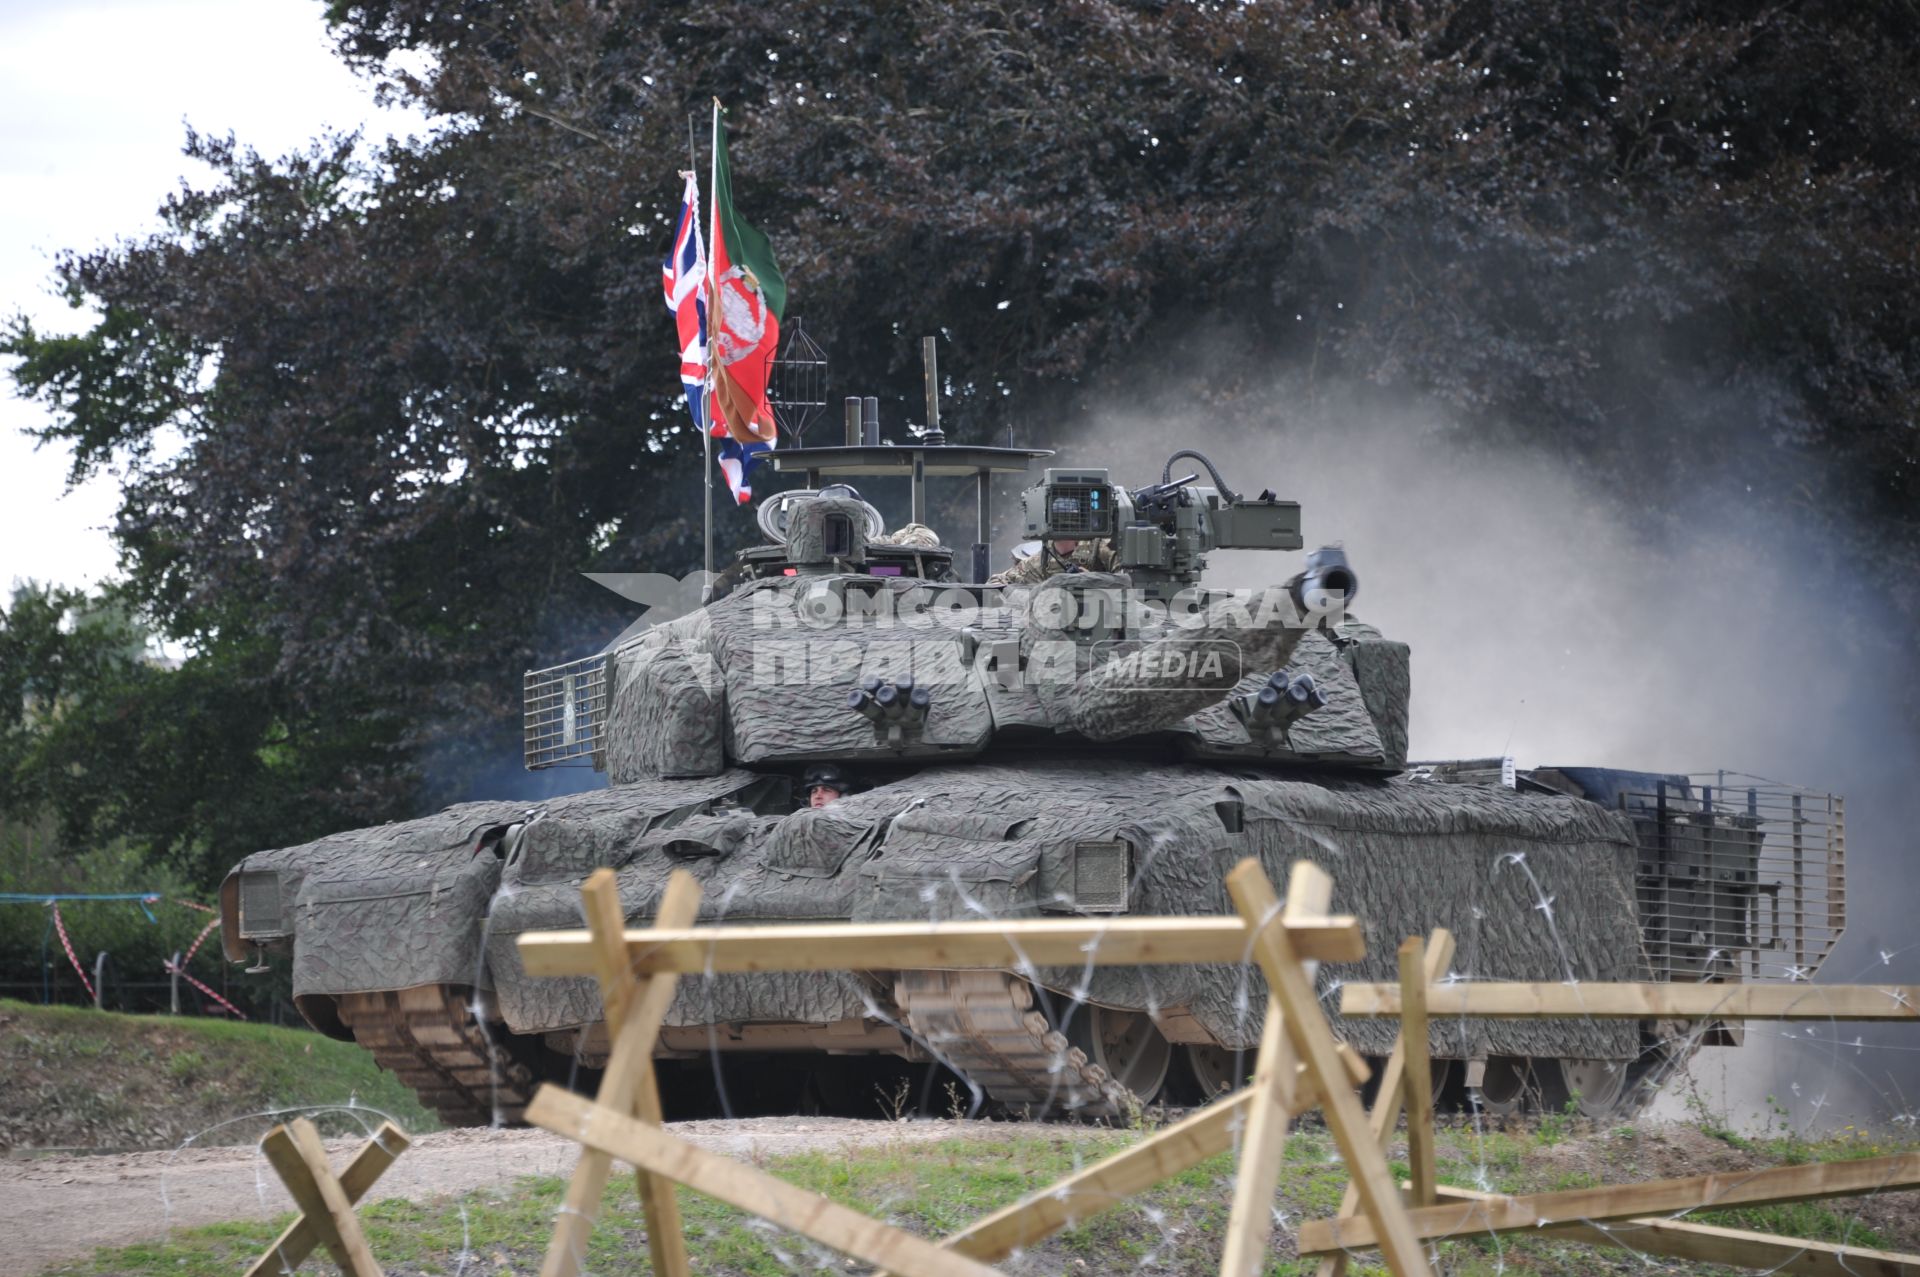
(577, 448), (1401, 785)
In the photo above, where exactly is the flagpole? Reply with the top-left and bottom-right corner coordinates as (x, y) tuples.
(703, 106), (721, 578)
(694, 110), (713, 579)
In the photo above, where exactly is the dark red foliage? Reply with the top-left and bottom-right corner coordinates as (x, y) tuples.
(5, 1), (1915, 870)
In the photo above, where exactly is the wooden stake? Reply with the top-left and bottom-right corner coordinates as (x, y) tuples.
(244, 1122), (409, 1277)
(529, 1085), (1002, 1277)
(590, 870), (695, 1277)
(1397, 938), (1436, 1208)
(949, 1089), (1250, 1261)
(1340, 981), (1920, 1021)
(943, 1043), (1372, 1266)
(259, 1119), (383, 1277)
(1433, 1184), (1920, 1276)
(1315, 929), (1454, 1277)
(1226, 859), (1432, 1277)
(541, 869), (701, 1277)
(518, 913), (1366, 977)
(1218, 861), (1333, 1277)
(1298, 1149), (1920, 1253)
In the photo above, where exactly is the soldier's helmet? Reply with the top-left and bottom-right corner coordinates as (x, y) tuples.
(802, 762), (851, 796)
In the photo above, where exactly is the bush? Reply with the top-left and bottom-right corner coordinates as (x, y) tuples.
(0, 814), (289, 1017)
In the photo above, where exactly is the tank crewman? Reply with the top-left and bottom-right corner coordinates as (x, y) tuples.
(986, 537), (1117, 586)
(802, 762), (852, 809)
(871, 522), (942, 549)
(703, 557), (755, 604)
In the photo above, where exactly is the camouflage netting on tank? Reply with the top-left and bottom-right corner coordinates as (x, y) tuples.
(264, 777), (762, 1000)
(1181, 619), (1409, 768)
(1025, 576), (1309, 740)
(486, 819), (873, 1034)
(845, 762), (1645, 1060)
(706, 577), (994, 762)
(236, 798), (533, 999)
(601, 570), (1409, 780)
(511, 773), (766, 884)
(763, 805), (887, 877)
(480, 779), (931, 1034)
(1131, 771), (1644, 1059)
(250, 758), (1641, 1058)
(1348, 636), (1412, 767)
(604, 611), (725, 781)
(1183, 631), (1385, 764)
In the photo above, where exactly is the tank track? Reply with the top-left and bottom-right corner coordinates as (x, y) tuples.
(895, 970), (1134, 1117)
(338, 984), (534, 1127)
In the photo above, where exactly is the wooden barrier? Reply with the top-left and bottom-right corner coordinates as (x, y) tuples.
(540, 867), (699, 1277)
(1299, 1151), (1920, 1253)
(1315, 929), (1456, 1277)
(1310, 978), (1920, 1271)
(944, 1041), (1371, 1262)
(1340, 981), (1920, 1021)
(512, 859), (1920, 1277)
(530, 1086), (1001, 1277)
(517, 858), (1423, 1276)
(518, 913), (1365, 977)
(1219, 861), (1337, 1277)
(1224, 860), (1433, 1276)
(1432, 1184), (1920, 1276)
(246, 1118), (409, 1277)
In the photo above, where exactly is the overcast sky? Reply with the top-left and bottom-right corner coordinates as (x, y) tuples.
(0, 0), (421, 594)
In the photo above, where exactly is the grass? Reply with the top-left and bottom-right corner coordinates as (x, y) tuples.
(0, 997), (438, 1148)
(36, 1119), (1920, 1277)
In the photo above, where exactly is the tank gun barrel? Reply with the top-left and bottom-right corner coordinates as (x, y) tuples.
(1299, 546), (1359, 610)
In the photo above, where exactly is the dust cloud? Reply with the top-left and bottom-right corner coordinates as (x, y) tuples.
(1038, 379), (1920, 1129)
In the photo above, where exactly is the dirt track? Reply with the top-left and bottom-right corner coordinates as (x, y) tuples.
(0, 1117), (1028, 1276)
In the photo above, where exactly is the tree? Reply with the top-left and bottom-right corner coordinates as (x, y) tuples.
(6, 0), (1917, 873)
(0, 583), (380, 882)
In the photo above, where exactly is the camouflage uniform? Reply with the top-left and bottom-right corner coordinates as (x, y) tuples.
(703, 558), (755, 603)
(987, 539), (1117, 586)
(872, 522), (942, 549)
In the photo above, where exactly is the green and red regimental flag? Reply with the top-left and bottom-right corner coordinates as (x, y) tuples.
(708, 102), (787, 447)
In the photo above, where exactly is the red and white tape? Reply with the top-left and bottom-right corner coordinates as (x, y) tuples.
(163, 957), (249, 1020)
(50, 902), (95, 1003)
(181, 914), (221, 966)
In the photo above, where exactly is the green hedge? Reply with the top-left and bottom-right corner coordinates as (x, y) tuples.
(0, 815), (290, 1017)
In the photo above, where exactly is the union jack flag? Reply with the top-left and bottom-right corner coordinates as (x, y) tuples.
(663, 172), (766, 504)
(662, 173), (709, 432)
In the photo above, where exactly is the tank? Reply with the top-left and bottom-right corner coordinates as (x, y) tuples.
(219, 432), (1846, 1125)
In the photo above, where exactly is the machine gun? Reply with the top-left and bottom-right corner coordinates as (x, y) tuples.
(1018, 448), (1339, 602)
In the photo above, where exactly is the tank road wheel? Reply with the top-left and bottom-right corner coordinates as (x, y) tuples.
(1180, 1044), (1254, 1102)
(1471, 1055), (1538, 1118)
(1548, 1057), (1633, 1120)
(1064, 1006), (1172, 1105)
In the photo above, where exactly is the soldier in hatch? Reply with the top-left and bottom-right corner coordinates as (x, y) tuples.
(871, 522), (941, 549)
(801, 762), (852, 809)
(986, 536), (1117, 586)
